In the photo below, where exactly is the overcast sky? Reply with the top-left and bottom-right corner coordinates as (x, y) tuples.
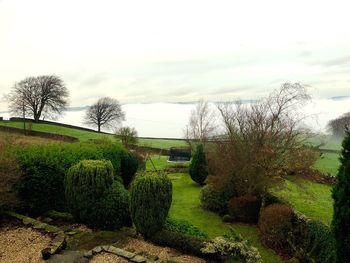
(1, 0), (350, 110)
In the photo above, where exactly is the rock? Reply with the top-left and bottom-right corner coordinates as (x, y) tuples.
(92, 246), (102, 254)
(101, 245), (110, 252)
(118, 249), (135, 259)
(41, 247), (52, 260)
(83, 250), (93, 258)
(46, 251), (85, 263)
(131, 255), (147, 263)
(66, 231), (77, 236)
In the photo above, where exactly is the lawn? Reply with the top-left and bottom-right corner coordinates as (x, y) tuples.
(0, 121), (114, 141)
(273, 176), (333, 225)
(146, 156), (282, 263)
(314, 152), (340, 176)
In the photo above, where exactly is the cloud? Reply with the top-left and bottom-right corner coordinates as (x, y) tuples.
(312, 56), (350, 67)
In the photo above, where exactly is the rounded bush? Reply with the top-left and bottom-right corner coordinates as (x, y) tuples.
(130, 172), (172, 238)
(189, 144), (208, 185)
(65, 160), (131, 229)
(228, 195), (261, 223)
(258, 204), (293, 250)
(200, 184), (230, 215)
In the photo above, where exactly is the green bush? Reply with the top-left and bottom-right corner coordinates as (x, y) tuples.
(332, 130), (350, 261)
(15, 141), (126, 214)
(298, 220), (336, 263)
(189, 144), (208, 185)
(258, 204), (293, 251)
(164, 218), (208, 238)
(228, 195), (261, 223)
(200, 184), (230, 215)
(120, 151), (140, 187)
(130, 172), (172, 238)
(222, 214), (235, 223)
(65, 160), (131, 229)
(150, 230), (209, 259)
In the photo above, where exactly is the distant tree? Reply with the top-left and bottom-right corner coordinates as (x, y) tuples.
(189, 144), (208, 185)
(327, 112), (350, 137)
(332, 129), (350, 261)
(115, 126), (138, 148)
(7, 75), (69, 122)
(184, 99), (216, 148)
(84, 97), (125, 132)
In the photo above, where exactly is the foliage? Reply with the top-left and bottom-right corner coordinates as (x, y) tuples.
(327, 112), (350, 137)
(189, 144), (208, 185)
(65, 160), (131, 229)
(332, 130), (350, 261)
(210, 83), (312, 197)
(150, 230), (208, 258)
(115, 126), (138, 148)
(222, 214), (235, 223)
(285, 147), (319, 175)
(164, 218), (208, 238)
(228, 195), (261, 223)
(130, 172), (172, 238)
(84, 97), (125, 132)
(15, 141), (126, 214)
(297, 220), (336, 263)
(200, 184), (230, 215)
(201, 228), (262, 263)
(7, 75), (69, 122)
(120, 151), (140, 187)
(258, 204), (293, 251)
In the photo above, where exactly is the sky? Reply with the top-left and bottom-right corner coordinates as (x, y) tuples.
(1, 0), (350, 111)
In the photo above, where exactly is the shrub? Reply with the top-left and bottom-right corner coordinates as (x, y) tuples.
(332, 130), (350, 261)
(164, 218), (208, 238)
(228, 195), (261, 223)
(297, 220), (336, 263)
(130, 172), (172, 238)
(150, 230), (209, 258)
(201, 228), (262, 263)
(200, 184), (230, 215)
(258, 204), (293, 251)
(222, 214), (234, 223)
(189, 144), (208, 185)
(15, 141), (126, 214)
(120, 151), (139, 187)
(65, 160), (131, 229)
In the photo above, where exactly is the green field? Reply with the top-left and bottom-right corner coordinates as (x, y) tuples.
(273, 176), (333, 225)
(138, 138), (187, 149)
(146, 156), (281, 263)
(314, 152), (340, 176)
(0, 121), (114, 141)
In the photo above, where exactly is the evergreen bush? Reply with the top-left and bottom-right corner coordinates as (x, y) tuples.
(65, 160), (131, 229)
(200, 184), (230, 215)
(332, 130), (350, 261)
(120, 151), (139, 187)
(189, 144), (208, 185)
(130, 172), (172, 238)
(228, 195), (261, 223)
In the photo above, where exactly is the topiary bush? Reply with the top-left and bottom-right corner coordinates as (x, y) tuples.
(228, 195), (261, 223)
(64, 160), (131, 230)
(120, 151), (140, 187)
(258, 203), (294, 251)
(189, 144), (208, 185)
(130, 172), (172, 238)
(15, 141), (126, 214)
(164, 218), (208, 238)
(332, 130), (350, 261)
(200, 184), (230, 215)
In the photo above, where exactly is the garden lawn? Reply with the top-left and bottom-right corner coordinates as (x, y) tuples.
(0, 121), (114, 141)
(314, 152), (340, 176)
(273, 176), (333, 225)
(145, 155), (190, 171)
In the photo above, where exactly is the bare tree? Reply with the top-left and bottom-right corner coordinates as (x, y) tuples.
(184, 100), (216, 148)
(115, 126), (138, 148)
(327, 112), (350, 137)
(209, 83), (313, 196)
(7, 75), (69, 122)
(84, 97), (125, 132)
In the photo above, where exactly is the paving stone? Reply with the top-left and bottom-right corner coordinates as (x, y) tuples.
(92, 246), (102, 254)
(101, 245), (110, 251)
(46, 251), (84, 263)
(131, 255), (147, 263)
(83, 250), (93, 258)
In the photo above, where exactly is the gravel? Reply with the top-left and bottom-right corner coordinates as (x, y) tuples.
(0, 226), (51, 263)
(91, 252), (130, 263)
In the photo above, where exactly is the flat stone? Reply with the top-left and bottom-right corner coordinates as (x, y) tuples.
(117, 249), (135, 259)
(101, 245), (110, 252)
(83, 250), (93, 258)
(46, 251), (84, 263)
(66, 231), (77, 236)
(131, 255), (147, 263)
(33, 223), (48, 229)
(92, 246), (102, 254)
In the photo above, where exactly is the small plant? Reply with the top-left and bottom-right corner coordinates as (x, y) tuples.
(115, 126), (138, 148)
(130, 172), (172, 238)
(258, 204), (293, 251)
(228, 195), (261, 223)
(201, 228), (262, 263)
(189, 144), (208, 185)
(164, 218), (208, 238)
(332, 129), (350, 261)
(65, 160), (131, 229)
